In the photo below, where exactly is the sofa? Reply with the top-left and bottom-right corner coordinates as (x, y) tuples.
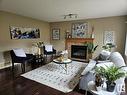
(79, 51), (127, 93)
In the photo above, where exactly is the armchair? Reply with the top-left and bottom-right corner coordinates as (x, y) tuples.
(10, 48), (33, 73)
(43, 45), (56, 62)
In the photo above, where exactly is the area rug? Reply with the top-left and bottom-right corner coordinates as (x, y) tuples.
(21, 61), (87, 93)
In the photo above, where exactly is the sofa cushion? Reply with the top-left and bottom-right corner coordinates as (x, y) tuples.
(98, 50), (111, 61)
(79, 72), (95, 90)
(109, 52), (126, 67)
(13, 48), (26, 57)
(81, 59), (96, 75)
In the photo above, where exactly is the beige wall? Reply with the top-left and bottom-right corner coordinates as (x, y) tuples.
(0, 11), (50, 63)
(50, 16), (127, 58)
(0, 11), (126, 65)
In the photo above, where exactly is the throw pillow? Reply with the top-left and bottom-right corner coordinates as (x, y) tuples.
(98, 50), (111, 61)
(81, 59), (96, 75)
(45, 45), (53, 52)
(13, 48), (26, 57)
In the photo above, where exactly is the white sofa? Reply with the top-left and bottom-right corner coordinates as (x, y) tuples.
(79, 52), (127, 93)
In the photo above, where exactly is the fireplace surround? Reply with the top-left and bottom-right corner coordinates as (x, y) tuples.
(71, 45), (87, 60)
(65, 38), (94, 61)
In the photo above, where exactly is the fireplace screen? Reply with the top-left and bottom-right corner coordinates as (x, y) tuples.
(71, 45), (87, 59)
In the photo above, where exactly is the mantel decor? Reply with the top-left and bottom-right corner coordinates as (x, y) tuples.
(10, 26), (40, 39)
(71, 22), (88, 38)
(52, 28), (60, 40)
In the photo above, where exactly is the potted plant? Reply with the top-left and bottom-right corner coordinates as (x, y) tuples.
(84, 42), (98, 58)
(95, 65), (126, 92)
(102, 43), (116, 51)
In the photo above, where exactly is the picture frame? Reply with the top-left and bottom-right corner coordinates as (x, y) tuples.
(71, 22), (88, 38)
(104, 31), (114, 44)
(52, 28), (60, 40)
(10, 26), (40, 39)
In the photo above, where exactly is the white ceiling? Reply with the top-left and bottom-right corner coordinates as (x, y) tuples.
(0, 0), (127, 22)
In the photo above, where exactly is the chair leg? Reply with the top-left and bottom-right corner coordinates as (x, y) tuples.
(85, 90), (87, 95)
(52, 54), (53, 61)
(23, 63), (25, 73)
(12, 62), (15, 78)
(12, 62), (14, 72)
(21, 64), (24, 73)
(21, 63), (25, 73)
(46, 54), (47, 63)
(55, 54), (56, 58)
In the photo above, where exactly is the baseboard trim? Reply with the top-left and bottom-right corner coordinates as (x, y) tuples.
(0, 62), (19, 70)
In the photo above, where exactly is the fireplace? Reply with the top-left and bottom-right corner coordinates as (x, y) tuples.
(65, 38), (94, 61)
(71, 45), (87, 60)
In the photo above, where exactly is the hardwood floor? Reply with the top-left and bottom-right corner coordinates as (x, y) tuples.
(0, 63), (85, 95)
(0, 61), (126, 95)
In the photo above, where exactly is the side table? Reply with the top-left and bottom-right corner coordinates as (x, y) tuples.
(88, 81), (125, 95)
(32, 54), (44, 67)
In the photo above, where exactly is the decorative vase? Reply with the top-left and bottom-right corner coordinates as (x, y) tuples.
(106, 81), (116, 92)
(96, 86), (102, 91)
(91, 26), (94, 38)
(38, 47), (42, 55)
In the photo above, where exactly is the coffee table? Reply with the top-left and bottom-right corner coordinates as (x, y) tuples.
(53, 59), (72, 74)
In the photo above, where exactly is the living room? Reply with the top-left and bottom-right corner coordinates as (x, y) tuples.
(0, 0), (127, 95)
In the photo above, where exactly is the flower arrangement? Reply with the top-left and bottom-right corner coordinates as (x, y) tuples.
(32, 41), (44, 55)
(33, 41), (44, 48)
(57, 50), (68, 62)
(37, 41), (44, 47)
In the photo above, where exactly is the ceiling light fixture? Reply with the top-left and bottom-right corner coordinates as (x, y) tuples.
(64, 14), (78, 19)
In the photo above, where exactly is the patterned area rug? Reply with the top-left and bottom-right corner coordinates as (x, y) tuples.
(21, 61), (87, 93)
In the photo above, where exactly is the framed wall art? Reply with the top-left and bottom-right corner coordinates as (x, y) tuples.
(52, 28), (60, 40)
(71, 22), (88, 38)
(10, 26), (40, 39)
(104, 31), (115, 44)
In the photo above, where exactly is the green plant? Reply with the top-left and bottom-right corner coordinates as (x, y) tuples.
(102, 43), (116, 51)
(84, 42), (98, 53)
(37, 41), (44, 47)
(95, 65), (126, 84)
